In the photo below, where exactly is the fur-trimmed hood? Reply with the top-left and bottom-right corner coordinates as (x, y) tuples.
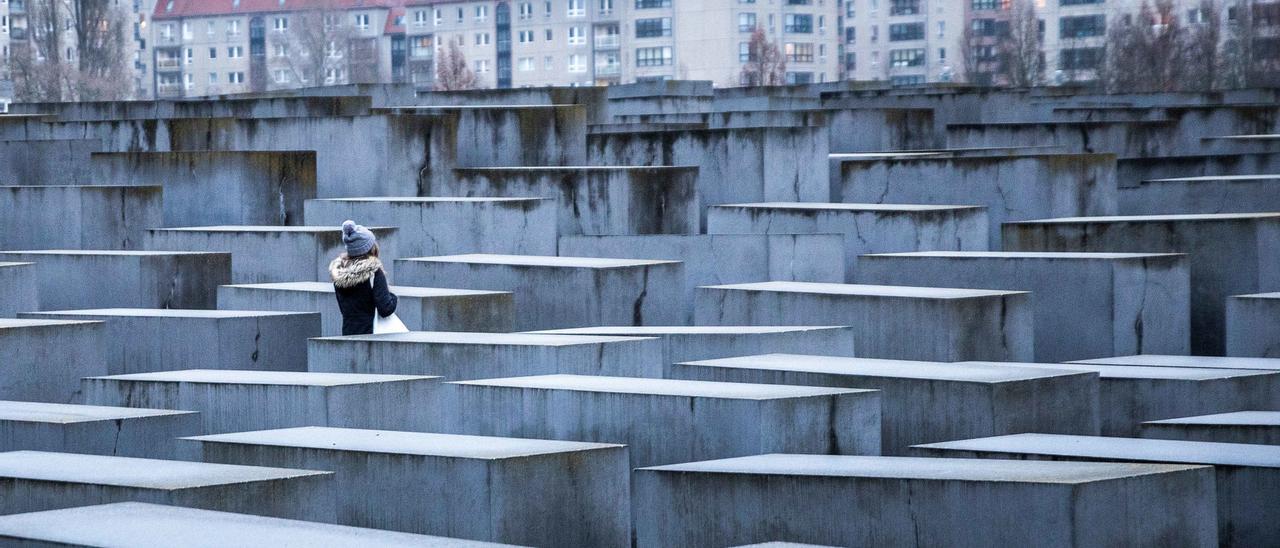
(329, 254), (383, 288)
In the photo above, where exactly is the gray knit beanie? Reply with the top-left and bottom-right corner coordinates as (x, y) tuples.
(342, 220), (376, 257)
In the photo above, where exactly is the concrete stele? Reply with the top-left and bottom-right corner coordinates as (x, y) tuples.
(0, 400), (199, 459)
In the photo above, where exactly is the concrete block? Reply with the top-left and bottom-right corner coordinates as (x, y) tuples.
(558, 234), (845, 319)
(1003, 213), (1280, 355)
(0, 401), (198, 459)
(81, 370), (441, 435)
(19, 309), (317, 374)
(1227, 293), (1280, 357)
(90, 151), (317, 226)
(0, 251), (230, 310)
(446, 167), (700, 236)
(308, 332), (664, 379)
(912, 433), (1280, 548)
(834, 154), (1117, 246)
(145, 226), (398, 284)
(217, 282), (513, 336)
(186, 427), (629, 547)
(967, 361), (1280, 436)
(1122, 175), (1280, 215)
(633, 454), (1217, 548)
(397, 254), (685, 330)
(0, 185), (162, 250)
(0, 450), (333, 521)
(706, 203), (988, 280)
(0, 502), (518, 547)
(695, 282), (1034, 362)
(0, 263), (36, 317)
(675, 354), (1099, 454)
(1072, 354), (1280, 370)
(529, 326), (857, 377)
(0, 319), (106, 403)
(303, 197), (558, 257)
(0, 138), (100, 185)
(438, 374), (882, 467)
(1141, 411), (1280, 445)
(856, 251), (1190, 361)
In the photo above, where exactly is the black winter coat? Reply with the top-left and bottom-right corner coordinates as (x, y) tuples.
(329, 254), (399, 336)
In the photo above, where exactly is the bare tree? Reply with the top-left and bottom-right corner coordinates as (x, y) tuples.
(10, 0), (131, 101)
(1219, 1), (1254, 88)
(280, 1), (354, 88)
(71, 0), (131, 99)
(11, 0), (74, 101)
(739, 26), (786, 86)
(434, 36), (476, 91)
(1103, 0), (1188, 92)
(1000, 0), (1043, 87)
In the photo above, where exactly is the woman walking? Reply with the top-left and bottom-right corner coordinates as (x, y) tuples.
(330, 220), (398, 335)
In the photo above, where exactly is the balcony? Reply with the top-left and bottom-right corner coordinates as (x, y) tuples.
(594, 34), (619, 49)
(10, 28), (28, 40)
(156, 82), (184, 97)
(594, 63), (620, 76)
(9, 0), (25, 14)
(155, 57), (181, 70)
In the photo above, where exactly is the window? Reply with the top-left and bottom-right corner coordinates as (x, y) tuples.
(546, 29), (553, 40)
(599, 0), (614, 13)
(227, 45), (243, 58)
(228, 20), (240, 36)
(209, 47), (217, 58)
(414, 10), (427, 26)
(891, 75), (925, 86)
(519, 30), (535, 43)
(784, 14), (812, 33)
(1059, 47), (1102, 69)
(209, 72), (218, 84)
(184, 47), (193, 64)
(1060, 0), (1103, 5)
(275, 69), (289, 84)
(520, 3), (533, 19)
(325, 67), (341, 83)
(182, 22), (191, 40)
(889, 0), (919, 15)
(635, 0), (671, 8)
(184, 73), (193, 89)
(228, 71), (245, 84)
(476, 5), (488, 21)
(1060, 15), (1105, 38)
(738, 13), (756, 32)
(636, 17), (671, 37)
(273, 16), (287, 31)
(972, 0), (998, 9)
(434, 8), (443, 25)
(786, 71), (813, 84)
(354, 13), (369, 29)
(568, 53), (586, 72)
(411, 35), (433, 57)
(738, 42), (751, 62)
(568, 0), (585, 16)
(636, 45), (672, 66)
(785, 42), (814, 62)
(845, 52), (856, 70)
(160, 23), (174, 40)
(545, 55), (554, 69)
(206, 21), (216, 36)
(568, 26), (585, 44)
(326, 41), (341, 58)
(273, 43), (287, 57)
(518, 56), (535, 71)
(476, 32), (491, 45)
(889, 48), (924, 67)
(475, 59), (490, 73)
(889, 22), (923, 41)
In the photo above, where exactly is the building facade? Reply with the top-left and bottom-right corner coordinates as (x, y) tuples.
(840, 0), (964, 85)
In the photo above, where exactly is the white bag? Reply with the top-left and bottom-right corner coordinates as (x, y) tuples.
(371, 276), (409, 334)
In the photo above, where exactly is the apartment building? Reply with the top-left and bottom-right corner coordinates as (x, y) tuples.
(151, 0), (397, 98)
(840, 0), (964, 85)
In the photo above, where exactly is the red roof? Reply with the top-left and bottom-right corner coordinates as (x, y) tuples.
(154, 0), (403, 20)
(384, 6), (404, 33)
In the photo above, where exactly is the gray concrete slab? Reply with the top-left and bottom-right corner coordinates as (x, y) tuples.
(1071, 354), (1280, 370)
(558, 234), (845, 321)
(81, 370), (442, 435)
(634, 453), (1216, 548)
(1142, 411), (1280, 445)
(528, 326), (856, 376)
(145, 226), (398, 284)
(0, 250), (230, 310)
(0, 185), (163, 250)
(1227, 293), (1280, 358)
(0, 319), (106, 403)
(0, 502), (516, 547)
(396, 254), (685, 330)
(217, 282), (513, 336)
(447, 167), (700, 236)
(0, 401), (198, 459)
(1003, 212), (1280, 355)
(438, 374), (881, 467)
(967, 360), (1280, 435)
(856, 251), (1190, 361)
(912, 433), (1280, 548)
(186, 426), (628, 547)
(308, 331), (664, 379)
(1122, 174), (1280, 215)
(707, 203), (989, 280)
(0, 450), (334, 521)
(695, 282), (1034, 362)
(0, 263), (36, 317)
(304, 197), (558, 257)
(674, 354), (1098, 454)
(19, 309), (319, 374)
